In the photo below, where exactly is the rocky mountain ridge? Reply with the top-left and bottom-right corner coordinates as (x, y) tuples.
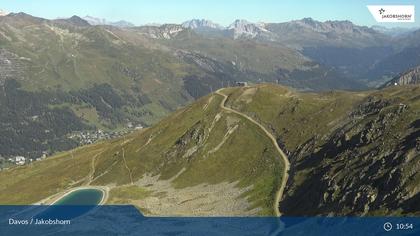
(383, 66), (420, 87)
(182, 19), (223, 30)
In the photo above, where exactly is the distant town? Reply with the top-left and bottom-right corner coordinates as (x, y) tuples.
(0, 123), (144, 171)
(68, 123), (143, 146)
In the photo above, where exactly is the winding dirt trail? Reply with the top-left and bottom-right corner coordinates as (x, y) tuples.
(215, 89), (290, 217)
(121, 146), (134, 184)
(86, 150), (105, 185)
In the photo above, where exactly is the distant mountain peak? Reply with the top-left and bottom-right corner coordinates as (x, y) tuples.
(7, 12), (32, 18)
(300, 17), (315, 23)
(5, 12), (46, 23)
(227, 19), (270, 39)
(82, 15), (135, 28)
(67, 15), (90, 26)
(111, 20), (135, 28)
(289, 17), (372, 34)
(182, 19), (224, 30)
(292, 18), (323, 27)
(228, 19), (252, 29)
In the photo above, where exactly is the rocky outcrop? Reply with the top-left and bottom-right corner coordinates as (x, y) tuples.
(227, 19), (274, 40)
(281, 94), (420, 216)
(383, 66), (420, 87)
(137, 24), (187, 39)
(182, 19), (223, 30)
(0, 49), (27, 85)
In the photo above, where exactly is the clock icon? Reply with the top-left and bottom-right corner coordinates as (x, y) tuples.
(384, 222), (393, 231)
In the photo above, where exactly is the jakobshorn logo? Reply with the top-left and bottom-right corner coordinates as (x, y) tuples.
(368, 5), (415, 23)
(379, 8), (385, 15)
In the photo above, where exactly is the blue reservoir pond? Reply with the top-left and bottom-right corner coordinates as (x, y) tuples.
(53, 189), (103, 205)
(36, 188), (104, 220)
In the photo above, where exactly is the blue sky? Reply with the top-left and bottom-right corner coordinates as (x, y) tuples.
(1, 0), (419, 27)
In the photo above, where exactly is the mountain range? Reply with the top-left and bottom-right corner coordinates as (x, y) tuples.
(371, 25), (418, 36)
(0, 11), (420, 217)
(183, 17), (420, 85)
(1, 12), (420, 161)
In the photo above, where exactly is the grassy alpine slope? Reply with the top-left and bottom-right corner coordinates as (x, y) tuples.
(224, 85), (420, 216)
(0, 88), (284, 216)
(0, 84), (419, 216)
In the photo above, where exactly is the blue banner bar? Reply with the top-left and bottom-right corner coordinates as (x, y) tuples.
(0, 205), (418, 235)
